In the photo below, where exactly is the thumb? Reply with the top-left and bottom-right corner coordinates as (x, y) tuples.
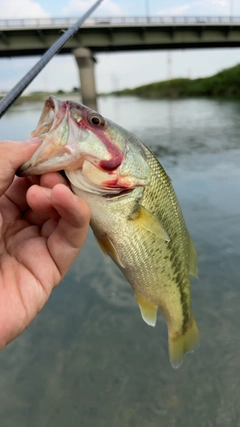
(0, 139), (41, 195)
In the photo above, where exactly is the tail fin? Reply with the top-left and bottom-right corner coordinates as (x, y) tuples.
(168, 316), (199, 369)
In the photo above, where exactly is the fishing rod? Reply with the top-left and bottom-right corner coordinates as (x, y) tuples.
(0, 0), (104, 119)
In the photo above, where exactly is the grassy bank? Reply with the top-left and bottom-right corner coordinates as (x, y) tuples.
(110, 64), (240, 99)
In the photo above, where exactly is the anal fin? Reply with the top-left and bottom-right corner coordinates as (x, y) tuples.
(135, 293), (158, 327)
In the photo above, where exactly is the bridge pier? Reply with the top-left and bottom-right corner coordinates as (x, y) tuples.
(74, 48), (98, 111)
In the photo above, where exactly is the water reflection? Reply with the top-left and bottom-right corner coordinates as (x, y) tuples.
(0, 96), (240, 426)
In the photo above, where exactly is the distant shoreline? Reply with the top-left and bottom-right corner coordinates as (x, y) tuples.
(0, 91), (82, 105)
(105, 63), (240, 99)
(2, 62), (240, 105)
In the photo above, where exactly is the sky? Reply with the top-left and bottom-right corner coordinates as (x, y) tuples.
(0, 0), (240, 94)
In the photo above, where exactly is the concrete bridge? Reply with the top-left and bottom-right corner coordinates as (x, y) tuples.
(1, 16), (240, 108)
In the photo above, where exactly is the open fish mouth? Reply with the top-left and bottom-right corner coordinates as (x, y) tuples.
(18, 96), (87, 175)
(17, 96), (149, 196)
(18, 96), (119, 184)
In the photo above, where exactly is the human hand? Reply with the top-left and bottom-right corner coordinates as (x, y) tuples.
(0, 140), (90, 350)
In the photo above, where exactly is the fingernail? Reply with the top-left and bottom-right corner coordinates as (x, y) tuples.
(25, 137), (42, 145)
(18, 137), (41, 146)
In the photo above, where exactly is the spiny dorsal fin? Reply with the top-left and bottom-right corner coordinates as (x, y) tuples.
(129, 204), (170, 241)
(188, 232), (198, 278)
(135, 293), (158, 327)
(94, 233), (125, 268)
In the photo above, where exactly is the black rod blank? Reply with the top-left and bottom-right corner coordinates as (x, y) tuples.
(0, 0), (104, 118)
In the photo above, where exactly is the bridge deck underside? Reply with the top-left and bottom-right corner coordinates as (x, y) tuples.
(0, 25), (240, 57)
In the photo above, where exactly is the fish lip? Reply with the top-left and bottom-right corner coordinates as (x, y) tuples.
(42, 95), (60, 117)
(17, 96), (78, 176)
(17, 148), (81, 177)
(17, 162), (30, 176)
(17, 139), (74, 176)
(30, 95), (61, 139)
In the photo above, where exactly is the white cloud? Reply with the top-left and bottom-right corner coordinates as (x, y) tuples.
(62, 0), (123, 17)
(212, 0), (228, 6)
(157, 4), (192, 15)
(157, 0), (234, 16)
(0, 0), (49, 18)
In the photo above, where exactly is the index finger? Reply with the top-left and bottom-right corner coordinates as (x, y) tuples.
(46, 184), (91, 277)
(0, 139), (41, 196)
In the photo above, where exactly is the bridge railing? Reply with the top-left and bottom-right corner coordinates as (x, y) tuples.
(1, 16), (240, 29)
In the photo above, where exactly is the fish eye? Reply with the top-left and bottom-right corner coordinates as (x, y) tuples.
(88, 114), (105, 127)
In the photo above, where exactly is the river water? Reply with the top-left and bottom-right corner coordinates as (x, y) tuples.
(0, 96), (240, 427)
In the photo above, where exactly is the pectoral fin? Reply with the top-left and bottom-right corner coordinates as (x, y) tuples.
(129, 204), (170, 241)
(188, 233), (198, 278)
(135, 293), (158, 327)
(94, 233), (125, 268)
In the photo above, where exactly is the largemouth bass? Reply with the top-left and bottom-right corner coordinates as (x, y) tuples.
(18, 96), (199, 368)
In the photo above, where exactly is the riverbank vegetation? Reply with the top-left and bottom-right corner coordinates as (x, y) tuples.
(110, 63), (240, 99)
(0, 87), (81, 104)
(2, 63), (240, 104)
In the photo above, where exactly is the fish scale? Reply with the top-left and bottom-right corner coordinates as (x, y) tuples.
(140, 146), (190, 322)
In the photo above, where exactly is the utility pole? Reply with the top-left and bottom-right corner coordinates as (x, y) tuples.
(167, 53), (172, 80)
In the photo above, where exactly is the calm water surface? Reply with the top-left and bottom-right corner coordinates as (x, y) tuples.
(0, 96), (240, 427)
